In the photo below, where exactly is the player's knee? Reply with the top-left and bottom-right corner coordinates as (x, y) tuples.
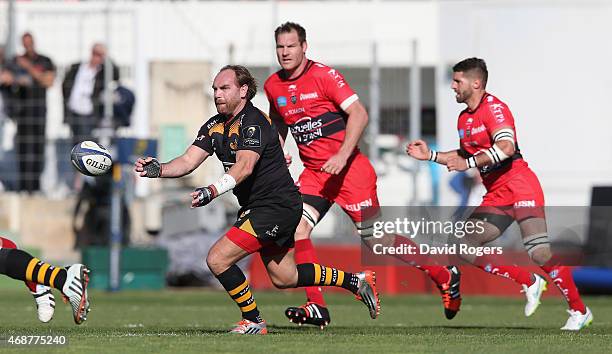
(270, 278), (291, 289)
(296, 204), (318, 241)
(457, 250), (478, 264)
(523, 233), (551, 266)
(294, 222), (312, 241)
(206, 250), (229, 276)
(269, 272), (297, 289)
(530, 246), (552, 266)
(354, 219), (377, 241)
(372, 233), (395, 247)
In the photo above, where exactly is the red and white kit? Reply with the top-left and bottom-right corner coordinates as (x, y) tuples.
(264, 60), (378, 221)
(458, 93), (544, 219)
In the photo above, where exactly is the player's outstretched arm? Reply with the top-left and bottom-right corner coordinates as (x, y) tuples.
(406, 139), (459, 165)
(190, 150), (261, 208)
(322, 100), (368, 175)
(135, 145), (210, 178)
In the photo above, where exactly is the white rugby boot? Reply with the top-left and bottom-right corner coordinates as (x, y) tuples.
(561, 307), (593, 331)
(230, 319), (268, 335)
(522, 274), (547, 317)
(31, 284), (55, 323)
(61, 264), (91, 324)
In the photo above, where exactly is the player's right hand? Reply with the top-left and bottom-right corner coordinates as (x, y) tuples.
(446, 156), (468, 172)
(406, 140), (430, 161)
(135, 157), (162, 178)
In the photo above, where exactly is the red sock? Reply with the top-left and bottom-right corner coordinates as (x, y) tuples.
(420, 266), (451, 285)
(541, 265), (586, 313)
(391, 235), (429, 265)
(25, 281), (38, 292)
(0, 237), (38, 292)
(475, 257), (533, 286)
(390, 236), (450, 285)
(294, 239), (326, 306)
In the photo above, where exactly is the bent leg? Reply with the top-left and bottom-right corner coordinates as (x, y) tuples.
(261, 249), (380, 319)
(208, 230), (262, 323)
(294, 202), (326, 306)
(518, 217), (552, 266)
(463, 212), (534, 286)
(519, 216), (587, 314)
(0, 237), (39, 292)
(0, 247), (67, 290)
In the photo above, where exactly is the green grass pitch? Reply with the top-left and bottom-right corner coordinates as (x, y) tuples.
(0, 288), (610, 353)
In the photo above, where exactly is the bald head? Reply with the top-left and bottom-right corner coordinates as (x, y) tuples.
(90, 43), (107, 67)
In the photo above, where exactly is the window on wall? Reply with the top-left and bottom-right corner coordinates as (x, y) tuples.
(337, 66), (437, 138)
(246, 65), (437, 138)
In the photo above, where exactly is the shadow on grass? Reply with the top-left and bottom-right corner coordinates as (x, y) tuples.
(266, 324), (541, 333)
(3, 325), (598, 337)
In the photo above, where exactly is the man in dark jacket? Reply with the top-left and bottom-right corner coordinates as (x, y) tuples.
(62, 43), (119, 145)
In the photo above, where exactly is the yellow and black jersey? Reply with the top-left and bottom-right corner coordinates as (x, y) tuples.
(193, 101), (300, 208)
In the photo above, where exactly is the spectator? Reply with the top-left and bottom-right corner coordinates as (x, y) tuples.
(0, 43), (20, 129)
(0, 44), (19, 190)
(62, 43), (119, 145)
(0, 44), (12, 116)
(8, 32), (55, 193)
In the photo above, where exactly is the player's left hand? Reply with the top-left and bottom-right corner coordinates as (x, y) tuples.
(190, 186), (217, 208)
(321, 153), (348, 175)
(446, 156), (468, 172)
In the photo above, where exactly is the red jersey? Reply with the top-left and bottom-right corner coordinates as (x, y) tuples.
(264, 60), (360, 170)
(457, 93), (529, 190)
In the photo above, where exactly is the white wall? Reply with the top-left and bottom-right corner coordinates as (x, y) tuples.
(437, 0), (612, 205)
(5, 1), (438, 138)
(5, 0), (609, 205)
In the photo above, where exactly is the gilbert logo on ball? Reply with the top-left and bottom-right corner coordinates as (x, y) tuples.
(70, 141), (112, 176)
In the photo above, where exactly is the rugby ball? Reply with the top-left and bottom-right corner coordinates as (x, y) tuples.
(70, 141), (112, 176)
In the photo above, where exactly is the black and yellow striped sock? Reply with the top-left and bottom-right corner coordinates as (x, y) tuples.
(216, 265), (262, 323)
(0, 249), (67, 290)
(296, 263), (359, 293)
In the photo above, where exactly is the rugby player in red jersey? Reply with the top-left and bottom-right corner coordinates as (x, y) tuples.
(264, 22), (461, 328)
(407, 58), (592, 330)
(0, 236), (90, 324)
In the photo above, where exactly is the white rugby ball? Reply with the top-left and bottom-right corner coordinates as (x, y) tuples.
(70, 141), (112, 176)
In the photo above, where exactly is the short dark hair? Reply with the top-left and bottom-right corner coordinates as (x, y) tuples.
(22, 32), (33, 39)
(453, 57), (488, 87)
(219, 65), (257, 101)
(275, 22), (307, 44)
